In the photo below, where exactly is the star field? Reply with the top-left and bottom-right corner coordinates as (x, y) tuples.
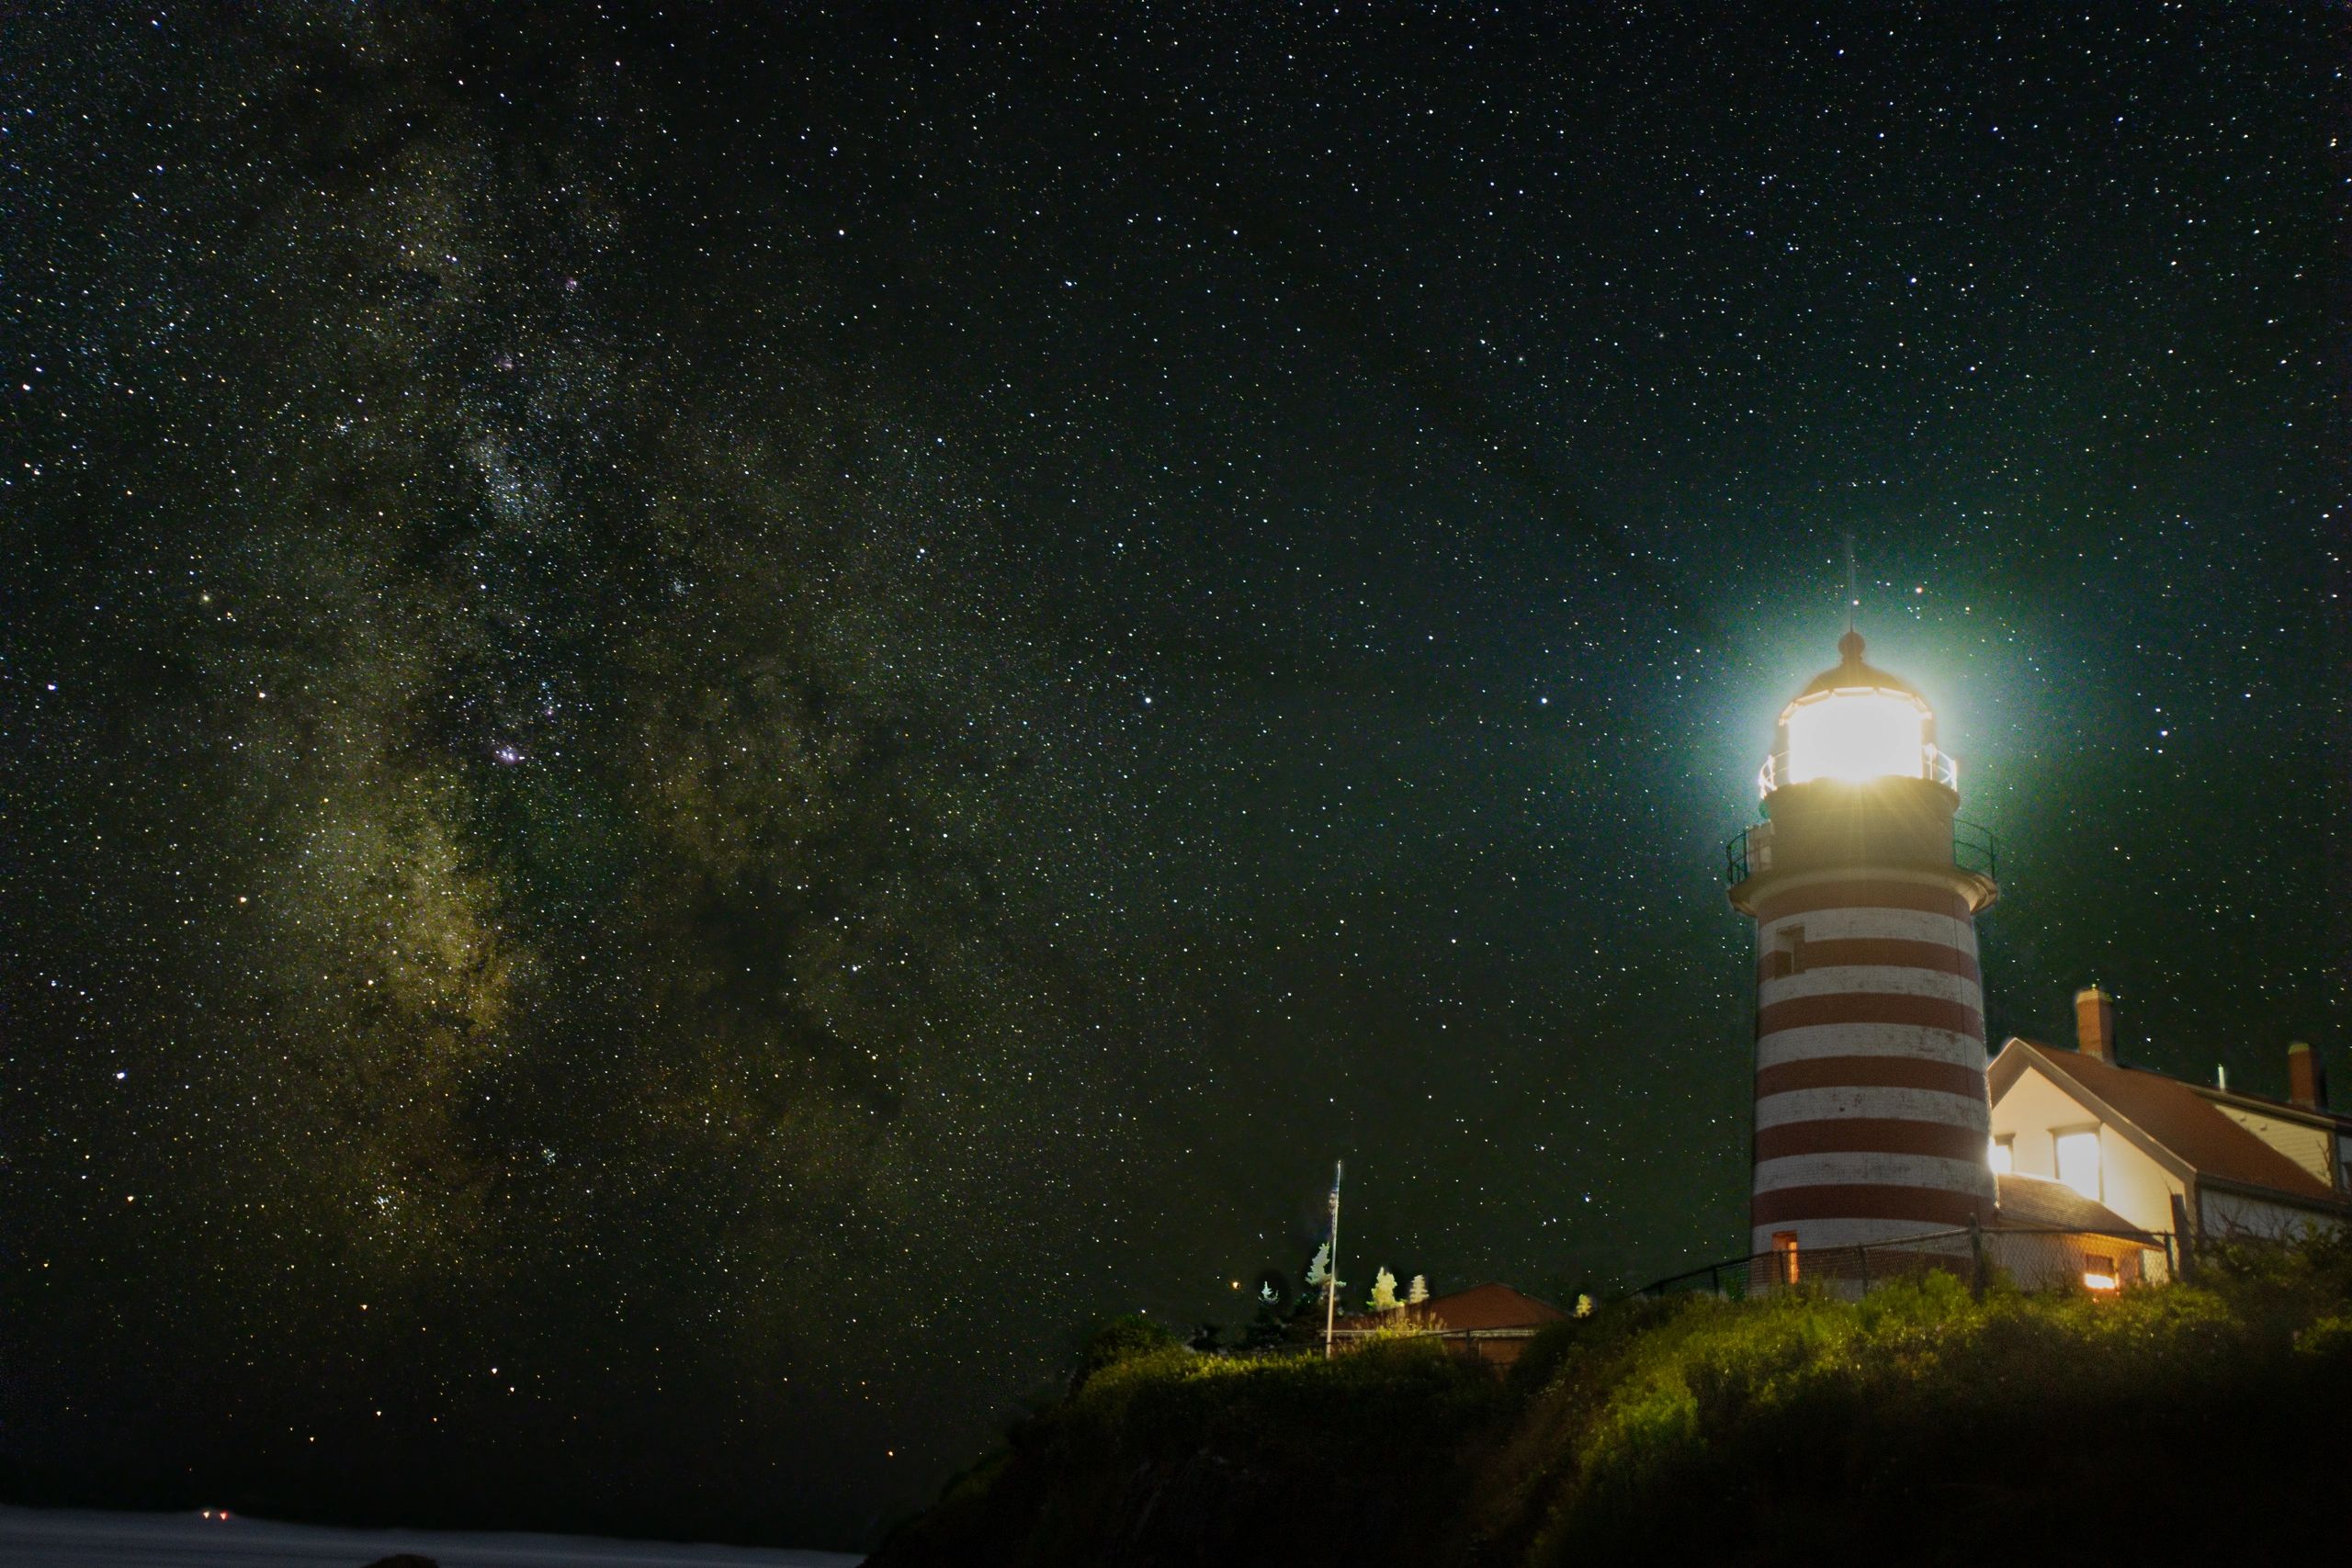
(2, 4), (2341, 1550)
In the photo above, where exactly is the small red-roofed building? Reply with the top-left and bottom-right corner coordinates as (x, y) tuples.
(1330, 1282), (1565, 1367)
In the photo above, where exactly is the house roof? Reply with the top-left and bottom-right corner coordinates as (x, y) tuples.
(1419, 1282), (1566, 1331)
(1335, 1281), (1565, 1334)
(1993, 1172), (2157, 1242)
(1990, 1039), (2341, 1204)
(2197, 1082), (2352, 1134)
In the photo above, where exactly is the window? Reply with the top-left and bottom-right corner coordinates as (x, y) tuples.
(1768, 925), (1805, 980)
(2054, 1128), (2101, 1201)
(1987, 1134), (2014, 1175)
(1771, 1231), (1800, 1284)
(2082, 1253), (2119, 1292)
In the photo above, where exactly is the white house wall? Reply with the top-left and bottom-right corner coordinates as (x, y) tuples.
(2198, 1188), (2345, 1243)
(2209, 1103), (2335, 1187)
(1990, 1065), (2072, 1179)
(2096, 1125), (2184, 1237)
(1988, 1061), (2184, 1235)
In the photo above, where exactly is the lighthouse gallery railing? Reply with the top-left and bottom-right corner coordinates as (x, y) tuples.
(1724, 818), (1996, 886)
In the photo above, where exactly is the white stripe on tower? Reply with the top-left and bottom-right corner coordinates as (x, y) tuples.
(1761, 966), (1983, 1010)
(1752, 1152), (1991, 1192)
(1759, 907), (1978, 954)
(1753, 1085), (1988, 1129)
(1757, 1021), (1987, 1070)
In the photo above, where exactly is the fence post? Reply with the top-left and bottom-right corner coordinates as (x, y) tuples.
(1858, 1242), (1871, 1298)
(1968, 1215), (1986, 1298)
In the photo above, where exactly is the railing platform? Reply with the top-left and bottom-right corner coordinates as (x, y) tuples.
(1639, 1224), (2173, 1301)
(1724, 817), (1996, 886)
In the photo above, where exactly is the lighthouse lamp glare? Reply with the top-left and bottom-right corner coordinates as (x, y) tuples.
(1783, 692), (1927, 785)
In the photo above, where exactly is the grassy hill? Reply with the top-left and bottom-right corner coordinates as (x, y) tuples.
(870, 1236), (2352, 1566)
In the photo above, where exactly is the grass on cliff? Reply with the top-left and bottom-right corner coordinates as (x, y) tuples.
(874, 1235), (2352, 1567)
(1488, 1235), (2352, 1563)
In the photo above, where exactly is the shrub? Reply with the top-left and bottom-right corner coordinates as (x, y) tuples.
(1508, 1241), (2352, 1565)
(1071, 1314), (1183, 1389)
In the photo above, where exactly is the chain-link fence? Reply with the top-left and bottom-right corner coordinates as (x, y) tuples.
(1639, 1224), (2177, 1301)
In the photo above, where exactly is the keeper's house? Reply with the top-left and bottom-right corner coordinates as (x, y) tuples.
(1988, 985), (2352, 1246)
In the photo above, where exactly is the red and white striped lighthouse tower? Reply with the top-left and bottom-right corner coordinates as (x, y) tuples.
(1727, 631), (1998, 1258)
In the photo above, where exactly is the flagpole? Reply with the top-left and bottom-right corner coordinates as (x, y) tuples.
(1322, 1159), (1343, 1359)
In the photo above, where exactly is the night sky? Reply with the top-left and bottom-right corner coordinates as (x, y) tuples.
(4, 3), (2342, 1550)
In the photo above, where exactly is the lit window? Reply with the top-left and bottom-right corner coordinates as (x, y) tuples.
(2054, 1129), (2100, 1200)
(1771, 1230), (1800, 1284)
(1987, 1135), (2014, 1174)
(2082, 1253), (2119, 1292)
(1784, 692), (1927, 784)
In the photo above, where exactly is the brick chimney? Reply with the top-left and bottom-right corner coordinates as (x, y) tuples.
(2287, 1042), (2326, 1109)
(2075, 985), (2116, 1063)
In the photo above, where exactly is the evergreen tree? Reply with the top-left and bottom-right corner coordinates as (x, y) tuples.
(1369, 1266), (1401, 1313)
(1300, 1244), (1343, 1311)
(1408, 1273), (1430, 1306)
(1243, 1289), (1291, 1350)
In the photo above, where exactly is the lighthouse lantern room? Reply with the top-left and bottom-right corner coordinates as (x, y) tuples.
(1728, 631), (1998, 1259)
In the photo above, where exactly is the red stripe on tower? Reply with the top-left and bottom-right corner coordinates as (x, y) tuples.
(1755, 1056), (1986, 1099)
(1757, 991), (1984, 1037)
(1752, 880), (1974, 922)
(1750, 1184), (1985, 1230)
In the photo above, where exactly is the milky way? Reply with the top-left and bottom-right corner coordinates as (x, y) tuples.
(4, 6), (2341, 1548)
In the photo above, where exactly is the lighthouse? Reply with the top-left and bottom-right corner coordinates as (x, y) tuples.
(1726, 631), (1998, 1263)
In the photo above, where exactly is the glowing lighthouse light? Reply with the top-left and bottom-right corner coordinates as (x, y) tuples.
(1758, 630), (1957, 796)
(1783, 688), (1928, 784)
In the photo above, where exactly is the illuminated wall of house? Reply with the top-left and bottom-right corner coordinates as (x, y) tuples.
(1987, 1062), (2182, 1235)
